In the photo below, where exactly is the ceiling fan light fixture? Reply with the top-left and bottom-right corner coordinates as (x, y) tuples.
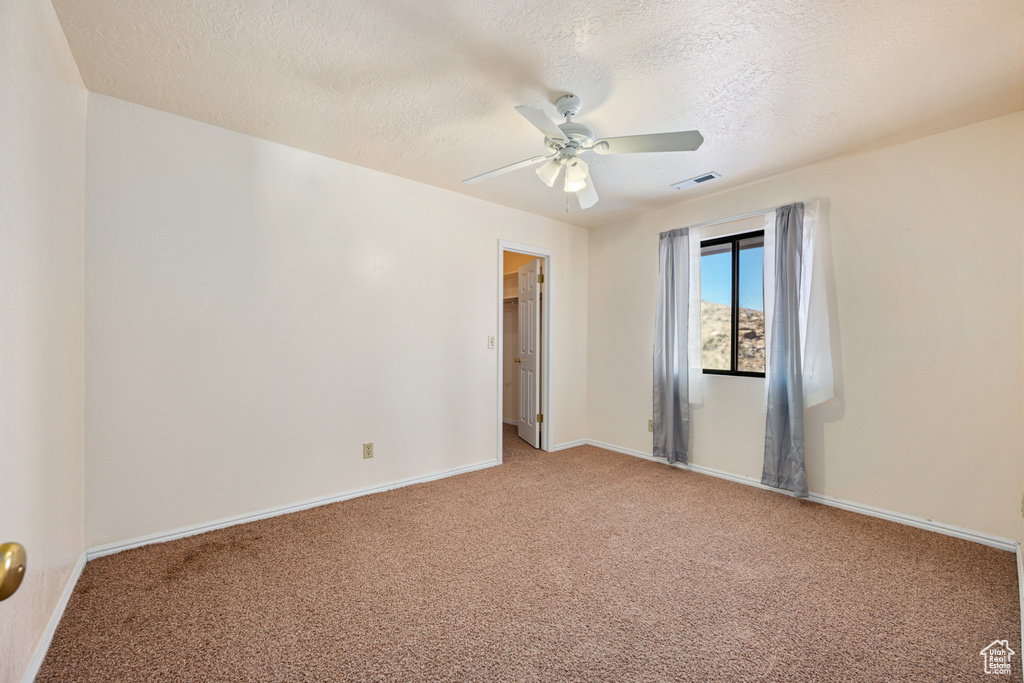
(564, 176), (587, 193)
(563, 157), (589, 192)
(536, 158), (562, 187)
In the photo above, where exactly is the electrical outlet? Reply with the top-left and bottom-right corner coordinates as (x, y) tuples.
(363, 442), (373, 459)
(648, 419), (654, 433)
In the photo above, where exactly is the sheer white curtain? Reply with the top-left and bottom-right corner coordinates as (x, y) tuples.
(686, 227), (703, 404)
(763, 199), (833, 410)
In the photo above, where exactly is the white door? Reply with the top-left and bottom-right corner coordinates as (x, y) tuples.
(517, 258), (541, 448)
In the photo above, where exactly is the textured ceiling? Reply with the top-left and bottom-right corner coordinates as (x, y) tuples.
(53, 0), (1024, 228)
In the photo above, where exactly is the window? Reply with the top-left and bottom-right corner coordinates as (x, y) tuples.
(700, 231), (765, 376)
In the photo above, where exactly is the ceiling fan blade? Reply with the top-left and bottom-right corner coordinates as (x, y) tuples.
(462, 154), (555, 185)
(577, 173), (599, 209)
(591, 131), (704, 155)
(515, 105), (568, 142)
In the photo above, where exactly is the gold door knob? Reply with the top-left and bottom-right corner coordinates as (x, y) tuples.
(0, 543), (26, 602)
(514, 357), (521, 363)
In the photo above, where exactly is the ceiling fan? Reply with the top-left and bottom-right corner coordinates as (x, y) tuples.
(462, 94), (704, 210)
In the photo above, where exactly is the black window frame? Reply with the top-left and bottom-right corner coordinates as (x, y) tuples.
(700, 230), (766, 378)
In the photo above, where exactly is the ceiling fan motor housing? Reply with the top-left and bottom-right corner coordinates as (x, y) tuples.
(546, 121), (594, 153)
(547, 94), (593, 152)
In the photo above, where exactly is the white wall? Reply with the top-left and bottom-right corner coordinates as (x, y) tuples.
(0, 0), (87, 680)
(84, 95), (588, 547)
(589, 112), (1024, 541)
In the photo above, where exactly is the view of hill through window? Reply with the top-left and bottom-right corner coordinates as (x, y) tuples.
(700, 235), (765, 373)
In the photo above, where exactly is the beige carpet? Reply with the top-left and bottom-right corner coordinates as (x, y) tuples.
(39, 425), (1020, 681)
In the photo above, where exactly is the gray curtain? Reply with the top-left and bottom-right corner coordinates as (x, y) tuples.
(653, 228), (689, 464)
(762, 204), (808, 496)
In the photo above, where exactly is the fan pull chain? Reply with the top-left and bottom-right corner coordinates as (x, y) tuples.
(565, 192), (569, 213)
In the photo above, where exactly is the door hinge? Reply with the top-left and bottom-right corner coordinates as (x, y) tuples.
(537, 274), (544, 284)
(537, 413), (543, 423)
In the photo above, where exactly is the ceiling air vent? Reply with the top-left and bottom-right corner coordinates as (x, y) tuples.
(671, 172), (721, 190)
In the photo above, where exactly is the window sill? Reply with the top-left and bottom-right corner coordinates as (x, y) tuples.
(702, 370), (765, 379)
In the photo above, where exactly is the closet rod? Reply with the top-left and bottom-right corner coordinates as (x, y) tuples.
(682, 196), (819, 232)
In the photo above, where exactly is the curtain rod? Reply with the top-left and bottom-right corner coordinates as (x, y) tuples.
(682, 196), (820, 232)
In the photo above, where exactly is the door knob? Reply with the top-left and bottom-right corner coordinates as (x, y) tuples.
(514, 357), (521, 363)
(0, 543), (26, 602)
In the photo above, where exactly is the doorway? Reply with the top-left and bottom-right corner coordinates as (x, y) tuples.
(497, 241), (552, 462)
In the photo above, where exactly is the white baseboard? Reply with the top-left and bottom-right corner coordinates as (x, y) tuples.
(502, 418), (517, 426)
(22, 550), (87, 683)
(805, 490), (1016, 552)
(551, 439), (587, 451)
(585, 439), (1017, 552)
(87, 459), (498, 560)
